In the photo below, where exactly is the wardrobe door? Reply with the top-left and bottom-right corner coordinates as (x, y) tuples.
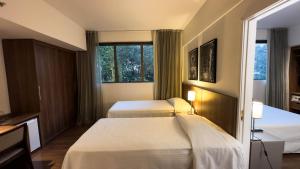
(2, 40), (40, 114)
(34, 43), (58, 144)
(34, 41), (76, 144)
(57, 49), (76, 129)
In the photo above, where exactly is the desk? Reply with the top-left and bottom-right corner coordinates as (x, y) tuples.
(0, 113), (41, 152)
(0, 113), (39, 125)
(0, 125), (16, 134)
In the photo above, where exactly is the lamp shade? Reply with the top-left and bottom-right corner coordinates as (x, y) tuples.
(252, 101), (263, 119)
(188, 91), (196, 101)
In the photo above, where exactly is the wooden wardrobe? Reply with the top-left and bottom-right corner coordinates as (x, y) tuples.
(3, 39), (77, 145)
(289, 46), (300, 114)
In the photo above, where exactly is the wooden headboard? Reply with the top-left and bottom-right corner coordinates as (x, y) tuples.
(182, 83), (238, 137)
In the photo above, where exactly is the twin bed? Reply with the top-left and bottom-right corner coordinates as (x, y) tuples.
(256, 105), (300, 153)
(107, 97), (193, 118)
(62, 84), (246, 169)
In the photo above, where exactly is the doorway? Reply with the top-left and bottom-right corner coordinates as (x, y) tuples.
(240, 0), (300, 168)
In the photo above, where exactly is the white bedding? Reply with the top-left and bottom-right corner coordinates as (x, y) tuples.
(62, 117), (192, 169)
(177, 114), (245, 169)
(256, 105), (300, 153)
(62, 116), (245, 169)
(107, 100), (175, 118)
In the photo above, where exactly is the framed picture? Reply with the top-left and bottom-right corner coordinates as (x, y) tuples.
(188, 48), (198, 80)
(200, 39), (217, 83)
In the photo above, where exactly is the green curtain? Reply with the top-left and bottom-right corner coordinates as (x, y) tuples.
(267, 28), (288, 110)
(76, 31), (103, 125)
(153, 30), (182, 100)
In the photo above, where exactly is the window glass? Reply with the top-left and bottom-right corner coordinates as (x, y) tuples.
(254, 42), (268, 80)
(143, 45), (154, 81)
(97, 43), (153, 83)
(97, 45), (115, 83)
(116, 45), (141, 82)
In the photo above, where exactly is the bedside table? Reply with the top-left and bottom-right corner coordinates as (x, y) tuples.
(250, 132), (284, 169)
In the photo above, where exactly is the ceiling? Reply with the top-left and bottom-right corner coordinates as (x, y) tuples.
(258, 1), (300, 29)
(43, 0), (207, 31)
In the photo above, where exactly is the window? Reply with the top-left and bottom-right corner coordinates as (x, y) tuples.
(97, 42), (153, 83)
(254, 40), (268, 80)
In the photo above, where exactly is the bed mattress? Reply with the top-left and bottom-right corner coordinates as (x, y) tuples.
(107, 100), (175, 118)
(62, 117), (192, 169)
(256, 105), (300, 153)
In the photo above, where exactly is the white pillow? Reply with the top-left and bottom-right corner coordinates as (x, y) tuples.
(167, 97), (192, 113)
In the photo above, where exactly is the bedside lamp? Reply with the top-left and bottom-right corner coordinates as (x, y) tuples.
(188, 91), (196, 114)
(252, 101), (263, 133)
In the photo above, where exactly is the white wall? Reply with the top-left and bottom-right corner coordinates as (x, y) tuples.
(0, 40), (10, 115)
(254, 23), (300, 104)
(99, 31), (154, 114)
(252, 29), (269, 103)
(256, 29), (269, 40)
(101, 83), (154, 113)
(183, 0), (277, 98)
(99, 31), (152, 42)
(289, 24), (300, 47)
(183, 0), (278, 162)
(0, 0), (86, 50)
(253, 80), (267, 103)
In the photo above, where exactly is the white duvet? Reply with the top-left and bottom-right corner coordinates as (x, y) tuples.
(256, 105), (300, 153)
(62, 117), (192, 169)
(176, 114), (246, 169)
(107, 100), (175, 118)
(62, 116), (245, 169)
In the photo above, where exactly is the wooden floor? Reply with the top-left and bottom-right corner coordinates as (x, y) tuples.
(31, 126), (300, 169)
(282, 154), (300, 169)
(32, 126), (89, 169)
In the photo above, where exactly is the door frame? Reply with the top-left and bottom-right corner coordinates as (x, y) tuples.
(239, 0), (300, 166)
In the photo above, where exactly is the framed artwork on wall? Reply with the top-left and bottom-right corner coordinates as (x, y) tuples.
(188, 48), (198, 80)
(199, 39), (217, 83)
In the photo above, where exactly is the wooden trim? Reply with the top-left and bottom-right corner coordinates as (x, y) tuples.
(113, 45), (119, 82)
(182, 83), (238, 137)
(0, 124), (22, 136)
(0, 113), (39, 125)
(141, 44), (144, 81)
(99, 41), (153, 46)
(182, 82), (234, 97)
(256, 40), (267, 44)
(101, 81), (154, 84)
(2, 39), (75, 53)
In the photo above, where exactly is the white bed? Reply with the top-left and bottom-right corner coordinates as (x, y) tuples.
(256, 105), (300, 153)
(62, 115), (245, 169)
(107, 98), (192, 118)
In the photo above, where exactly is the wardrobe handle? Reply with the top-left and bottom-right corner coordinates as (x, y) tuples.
(38, 86), (42, 101)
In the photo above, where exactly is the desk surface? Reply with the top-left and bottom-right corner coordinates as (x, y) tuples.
(0, 125), (17, 134)
(0, 112), (39, 125)
(252, 132), (284, 142)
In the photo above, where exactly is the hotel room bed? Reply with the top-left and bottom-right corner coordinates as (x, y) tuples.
(62, 115), (245, 169)
(256, 105), (300, 153)
(107, 98), (192, 118)
(63, 84), (243, 169)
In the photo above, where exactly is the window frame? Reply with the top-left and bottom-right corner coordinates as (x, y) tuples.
(256, 40), (267, 44)
(98, 41), (154, 83)
(254, 40), (268, 80)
